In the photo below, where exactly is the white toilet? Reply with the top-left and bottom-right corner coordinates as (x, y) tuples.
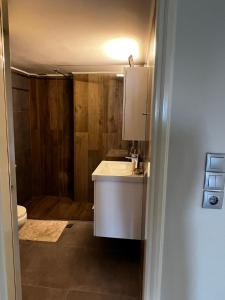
(17, 205), (27, 228)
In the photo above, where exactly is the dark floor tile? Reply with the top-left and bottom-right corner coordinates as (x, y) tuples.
(20, 221), (142, 298)
(21, 241), (140, 297)
(67, 290), (139, 300)
(59, 222), (141, 258)
(58, 221), (95, 248)
(21, 242), (83, 289)
(20, 241), (34, 271)
(22, 285), (67, 300)
(67, 247), (141, 297)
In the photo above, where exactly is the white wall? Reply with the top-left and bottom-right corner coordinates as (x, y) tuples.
(161, 0), (225, 299)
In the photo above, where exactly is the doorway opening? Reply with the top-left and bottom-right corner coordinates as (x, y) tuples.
(7, 0), (157, 299)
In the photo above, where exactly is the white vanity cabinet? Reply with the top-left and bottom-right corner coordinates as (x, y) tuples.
(92, 161), (144, 240)
(122, 67), (150, 141)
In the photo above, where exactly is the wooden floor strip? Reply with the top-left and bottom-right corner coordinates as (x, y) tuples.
(24, 196), (94, 221)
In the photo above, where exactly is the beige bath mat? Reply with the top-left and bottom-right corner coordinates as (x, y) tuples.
(19, 219), (68, 242)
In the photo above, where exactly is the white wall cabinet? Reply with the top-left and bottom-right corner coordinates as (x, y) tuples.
(122, 67), (150, 141)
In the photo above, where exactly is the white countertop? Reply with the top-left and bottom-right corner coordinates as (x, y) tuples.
(92, 161), (144, 183)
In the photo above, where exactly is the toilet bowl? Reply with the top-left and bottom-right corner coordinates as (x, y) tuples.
(17, 205), (27, 228)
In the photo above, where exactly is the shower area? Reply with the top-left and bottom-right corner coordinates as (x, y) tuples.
(12, 71), (129, 221)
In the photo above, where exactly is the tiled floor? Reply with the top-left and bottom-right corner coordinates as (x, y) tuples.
(20, 221), (142, 300)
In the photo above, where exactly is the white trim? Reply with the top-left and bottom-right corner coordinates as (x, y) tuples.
(39, 73), (66, 77)
(72, 71), (125, 74)
(0, 1), (22, 299)
(10, 67), (65, 77)
(11, 62), (147, 77)
(10, 66), (36, 76)
(143, 0), (177, 299)
(11, 65), (145, 77)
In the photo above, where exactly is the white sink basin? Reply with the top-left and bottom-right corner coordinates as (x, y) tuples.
(92, 161), (144, 183)
(92, 160), (145, 240)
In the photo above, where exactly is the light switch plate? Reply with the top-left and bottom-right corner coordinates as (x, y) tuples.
(204, 172), (225, 190)
(202, 190), (224, 209)
(206, 153), (225, 173)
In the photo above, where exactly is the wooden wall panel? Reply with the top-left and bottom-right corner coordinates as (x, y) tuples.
(30, 77), (74, 198)
(58, 79), (74, 197)
(30, 78), (44, 196)
(75, 133), (88, 201)
(12, 72), (32, 204)
(74, 74), (129, 203)
(12, 72), (29, 90)
(13, 72), (127, 205)
(43, 79), (60, 196)
(88, 76), (103, 150)
(74, 75), (88, 132)
(13, 73), (73, 202)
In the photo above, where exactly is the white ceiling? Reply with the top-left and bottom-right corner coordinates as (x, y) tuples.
(8, 0), (152, 74)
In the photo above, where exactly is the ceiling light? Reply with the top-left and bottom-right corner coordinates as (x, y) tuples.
(103, 38), (139, 61)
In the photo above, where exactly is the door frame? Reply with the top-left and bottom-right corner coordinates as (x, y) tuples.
(0, 0), (178, 299)
(0, 0), (22, 299)
(143, 0), (177, 299)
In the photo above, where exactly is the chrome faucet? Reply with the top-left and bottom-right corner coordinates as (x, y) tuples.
(125, 153), (139, 170)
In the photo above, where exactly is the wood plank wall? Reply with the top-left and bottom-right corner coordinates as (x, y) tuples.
(12, 72), (128, 204)
(12, 72), (32, 204)
(74, 74), (129, 202)
(30, 77), (74, 198)
(12, 73), (74, 202)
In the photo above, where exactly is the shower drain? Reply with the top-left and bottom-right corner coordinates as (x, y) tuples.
(66, 223), (74, 229)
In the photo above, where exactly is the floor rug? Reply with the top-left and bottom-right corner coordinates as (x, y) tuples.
(19, 219), (68, 242)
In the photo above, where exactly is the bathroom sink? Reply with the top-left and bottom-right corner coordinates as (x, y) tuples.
(92, 160), (144, 183)
(92, 160), (145, 240)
